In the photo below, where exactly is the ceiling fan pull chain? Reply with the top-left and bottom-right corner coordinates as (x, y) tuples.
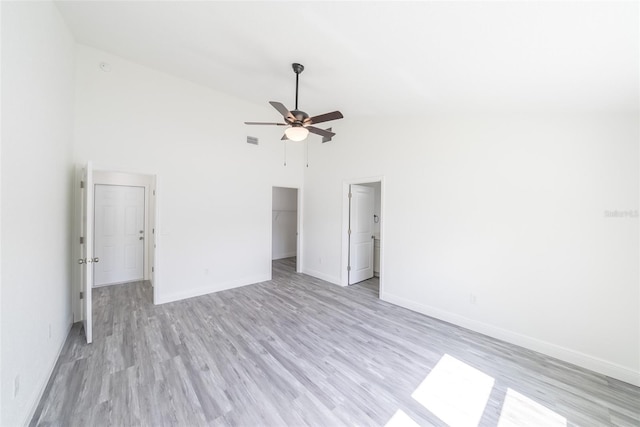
(306, 140), (309, 168)
(284, 141), (287, 167)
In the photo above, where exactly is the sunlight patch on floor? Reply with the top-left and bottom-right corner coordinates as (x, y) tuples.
(411, 354), (495, 426)
(384, 409), (421, 427)
(497, 388), (567, 427)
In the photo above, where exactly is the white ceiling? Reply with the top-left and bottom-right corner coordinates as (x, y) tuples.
(55, 1), (638, 118)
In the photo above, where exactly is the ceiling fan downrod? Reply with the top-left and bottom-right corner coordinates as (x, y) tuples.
(292, 63), (304, 111)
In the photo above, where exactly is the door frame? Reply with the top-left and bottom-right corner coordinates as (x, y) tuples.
(270, 185), (303, 277)
(341, 176), (385, 297)
(72, 166), (160, 323)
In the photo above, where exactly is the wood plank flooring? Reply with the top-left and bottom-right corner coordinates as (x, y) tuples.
(32, 258), (639, 426)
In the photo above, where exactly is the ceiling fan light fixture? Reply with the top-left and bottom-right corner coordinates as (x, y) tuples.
(284, 126), (309, 142)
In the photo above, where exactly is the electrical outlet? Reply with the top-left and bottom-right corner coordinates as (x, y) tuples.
(318, 257), (322, 265)
(470, 294), (477, 305)
(49, 323), (52, 339)
(14, 375), (20, 398)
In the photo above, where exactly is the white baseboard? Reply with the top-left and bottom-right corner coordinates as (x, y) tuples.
(156, 274), (271, 304)
(272, 251), (296, 260)
(302, 268), (342, 286)
(23, 313), (74, 426)
(383, 292), (640, 387)
(93, 278), (143, 288)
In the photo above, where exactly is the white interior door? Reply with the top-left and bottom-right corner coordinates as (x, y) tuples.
(348, 184), (375, 284)
(80, 162), (94, 343)
(94, 185), (145, 286)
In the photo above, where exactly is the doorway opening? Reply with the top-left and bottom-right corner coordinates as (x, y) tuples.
(341, 177), (384, 297)
(74, 163), (159, 344)
(271, 186), (302, 276)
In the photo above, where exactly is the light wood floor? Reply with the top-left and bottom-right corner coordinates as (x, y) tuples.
(32, 258), (639, 426)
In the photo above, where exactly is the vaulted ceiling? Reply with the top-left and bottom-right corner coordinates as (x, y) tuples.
(55, 1), (638, 118)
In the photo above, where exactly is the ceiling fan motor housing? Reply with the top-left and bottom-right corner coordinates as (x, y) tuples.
(291, 110), (309, 123)
(292, 63), (304, 74)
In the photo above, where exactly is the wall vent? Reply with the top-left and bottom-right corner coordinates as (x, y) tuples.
(246, 136), (259, 145)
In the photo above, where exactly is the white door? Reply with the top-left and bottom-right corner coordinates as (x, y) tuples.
(348, 184), (375, 284)
(80, 162), (94, 343)
(94, 185), (145, 286)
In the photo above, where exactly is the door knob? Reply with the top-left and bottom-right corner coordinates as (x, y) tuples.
(92, 257), (99, 263)
(139, 236), (144, 240)
(78, 258), (85, 265)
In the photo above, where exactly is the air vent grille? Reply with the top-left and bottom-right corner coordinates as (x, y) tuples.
(246, 136), (259, 145)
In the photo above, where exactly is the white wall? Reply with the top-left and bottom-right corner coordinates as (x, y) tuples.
(72, 45), (305, 304)
(272, 187), (297, 260)
(1, 2), (76, 425)
(303, 113), (639, 386)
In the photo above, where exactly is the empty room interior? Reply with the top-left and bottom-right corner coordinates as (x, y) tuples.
(1, 1), (639, 426)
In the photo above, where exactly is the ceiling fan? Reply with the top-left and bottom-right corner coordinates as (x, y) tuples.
(245, 63), (343, 142)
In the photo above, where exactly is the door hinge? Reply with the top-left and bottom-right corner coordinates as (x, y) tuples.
(80, 236), (84, 244)
(152, 228), (155, 234)
(348, 192), (352, 199)
(347, 266), (351, 272)
(153, 190), (156, 196)
(79, 291), (84, 300)
(348, 229), (351, 235)
(80, 180), (85, 189)
(152, 267), (154, 273)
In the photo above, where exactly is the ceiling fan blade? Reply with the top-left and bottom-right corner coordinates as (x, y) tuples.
(322, 128), (333, 143)
(244, 122), (287, 126)
(281, 133), (289, 140)
(269, 101), (295, 122)
(307, 126), (335, 138)
(307, 111), (343, 125)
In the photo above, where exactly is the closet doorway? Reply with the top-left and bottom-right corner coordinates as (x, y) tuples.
(271, 187), (302, 274)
